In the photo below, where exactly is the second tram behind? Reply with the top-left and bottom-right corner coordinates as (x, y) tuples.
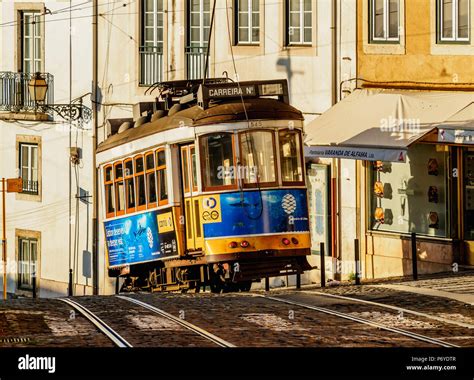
(96, 79), (312, 292)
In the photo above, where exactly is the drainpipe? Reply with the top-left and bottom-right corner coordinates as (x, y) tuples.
(331, 0), (338, 105)
(92, 0), (99, 295)
(331, 0), (342, 280)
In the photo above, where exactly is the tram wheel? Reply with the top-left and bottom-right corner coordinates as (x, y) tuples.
(238, 281), (252, 292)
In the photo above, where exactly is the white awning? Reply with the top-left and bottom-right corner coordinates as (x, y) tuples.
(304, 89), (474, 162)
(437, 102), (474, 144)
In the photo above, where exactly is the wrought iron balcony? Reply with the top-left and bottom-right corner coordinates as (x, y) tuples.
(0, 72), (54, 116)
(139, 46), (164, 86)
(185, 46), (209, 80)
(21, 179), (39, 195)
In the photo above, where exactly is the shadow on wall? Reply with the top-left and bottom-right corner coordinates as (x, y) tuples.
(276, 50), (304, 103)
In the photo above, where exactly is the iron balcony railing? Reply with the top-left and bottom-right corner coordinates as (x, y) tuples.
(139, 46), (164, 86)
(0, 72), (54, 115)
(185, 46), (209, 80)
(22, 179), (39, 195)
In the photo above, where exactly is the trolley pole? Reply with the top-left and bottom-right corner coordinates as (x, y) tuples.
(411, 232), (418, 281)
(2, 178), (6, 300)
(320, 242), (325, 288)
(354, 239), (361, 285)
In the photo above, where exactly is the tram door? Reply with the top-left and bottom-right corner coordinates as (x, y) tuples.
(180, 145), (204, 252)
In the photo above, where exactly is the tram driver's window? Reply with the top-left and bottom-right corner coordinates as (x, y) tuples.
(124, 159), (136, 212)
(279, 130), (303, 184)
(104, 165), (115, 218)
(114, 162), (125, 215)
(200, 133), (235, 189)
(240, 131), (276, 186)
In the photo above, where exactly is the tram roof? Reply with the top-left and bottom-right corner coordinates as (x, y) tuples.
(97, 98), (303, 153)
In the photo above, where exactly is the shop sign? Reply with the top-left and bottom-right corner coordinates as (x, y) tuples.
(438, 129), (474, 144)
(305, 146), (406, 163)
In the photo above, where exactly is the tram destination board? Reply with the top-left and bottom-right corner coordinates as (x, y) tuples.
(199, 80), (287, 102)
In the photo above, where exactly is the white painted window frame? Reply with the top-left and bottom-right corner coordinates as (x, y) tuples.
(439, 0), (470, 42)
(143, 0), (164, 47)
(237, 0), (260, 45)
(19, 143), (38, 194)
(371, 0), (400, 42)
(288, 0), (312, 46)
(21, 11), (43, 73)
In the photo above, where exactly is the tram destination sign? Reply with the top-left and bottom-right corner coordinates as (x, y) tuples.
(207, 84), (256, 98)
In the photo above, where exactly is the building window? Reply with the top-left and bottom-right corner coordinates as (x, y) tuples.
(140, 0), (164, 85)
(239, 130), (277, 187)
(279, 130), (304, 185)
(19, 143), (39, 194)
(18, 237), (37, 290)
(200, 133), (236, 190)
(438, 0), (470, 42)
(156, 149), (168, 205)
(189, 0), (211, 47)
(370, 0), (400, 42)
(186, 0), (211, 79)
(20, 11), (43, 73)
(236, 0), (260, 44)
(287, 0), (312, 45)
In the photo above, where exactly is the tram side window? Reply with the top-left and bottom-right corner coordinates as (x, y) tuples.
(200, 133), (235, 190)
(145, 152), (158, 208)
(124, 159), (136, 212)
(104, 165), (115, 218)
(156, 149), (168, 205)
(279, 130), (304, 184)
(114, 162), (125, 215)
(239, 131), (276, 186)
(135, 155), (146, 210)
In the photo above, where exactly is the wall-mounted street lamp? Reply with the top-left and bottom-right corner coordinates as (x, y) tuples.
(28, 72), (92, 123)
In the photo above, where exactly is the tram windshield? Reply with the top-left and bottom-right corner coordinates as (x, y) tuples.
(239, 131), (276, 186)
(201, 133), (235, 189)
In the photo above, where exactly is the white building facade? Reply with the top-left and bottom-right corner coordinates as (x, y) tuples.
(0, 0), (94, 297)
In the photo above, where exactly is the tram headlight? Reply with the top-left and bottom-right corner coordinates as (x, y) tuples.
(240, 240), (250, 248)
(282, 238), (290, 246)
(228, 241), (238, 249)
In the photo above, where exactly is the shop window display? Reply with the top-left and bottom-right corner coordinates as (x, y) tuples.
(369, 144), (449, 237)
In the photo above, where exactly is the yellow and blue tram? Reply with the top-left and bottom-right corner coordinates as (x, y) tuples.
(96, 79), (312, 292)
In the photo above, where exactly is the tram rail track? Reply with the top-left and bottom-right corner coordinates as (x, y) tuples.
(261, 295), (460, 348)
(115, 295), (236, 347)
(302, 290), (474, 329)
(59, 298), (132, 348)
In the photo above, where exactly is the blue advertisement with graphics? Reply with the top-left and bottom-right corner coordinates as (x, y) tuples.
(104, 208), (178, 267)
(202, 189), (309, 238)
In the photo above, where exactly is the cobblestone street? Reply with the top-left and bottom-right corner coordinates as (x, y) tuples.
(0, 281), (472, 348)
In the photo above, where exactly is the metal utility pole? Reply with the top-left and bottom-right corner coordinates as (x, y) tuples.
(92, 0), (99, 295)
(2, 178), (6, 300)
